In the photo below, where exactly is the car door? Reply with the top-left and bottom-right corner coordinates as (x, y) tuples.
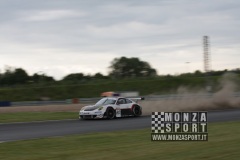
(115, 98), (124, 117)
(125, 98), (134, 109)
(116, 98), (131, 116)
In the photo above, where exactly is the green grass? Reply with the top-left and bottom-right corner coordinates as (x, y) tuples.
(0, 74), (240, 101)
(0, 121), (240, 160)
(0, 77), (212, 101)
(0, 112), (76, 123)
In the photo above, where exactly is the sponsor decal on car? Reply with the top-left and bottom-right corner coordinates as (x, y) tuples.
(116, 108), (121, 118)
(81, 112), (90, 115)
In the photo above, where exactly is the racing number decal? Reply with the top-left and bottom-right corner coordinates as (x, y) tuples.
(116, 108), (121, 117)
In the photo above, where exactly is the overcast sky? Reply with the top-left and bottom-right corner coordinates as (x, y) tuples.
(0, 0), (239, 80)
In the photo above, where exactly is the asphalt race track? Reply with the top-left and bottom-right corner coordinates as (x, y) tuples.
(1, 109), (240, 142)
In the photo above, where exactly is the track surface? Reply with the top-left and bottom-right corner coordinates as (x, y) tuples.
(1, 109), (240, 142)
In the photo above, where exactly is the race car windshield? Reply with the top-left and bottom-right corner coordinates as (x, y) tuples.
(95, 98), (116, 106)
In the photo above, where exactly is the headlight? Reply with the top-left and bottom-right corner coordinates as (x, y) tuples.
(98, 106), (103, 110)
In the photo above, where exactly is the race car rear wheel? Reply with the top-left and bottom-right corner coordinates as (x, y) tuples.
(132, 105), (142, 116)
(105, 108), (115, 119)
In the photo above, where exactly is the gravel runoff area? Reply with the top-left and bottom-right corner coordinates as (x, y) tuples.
(1, 94), (240, 114)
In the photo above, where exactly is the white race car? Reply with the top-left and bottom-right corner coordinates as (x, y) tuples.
(79, 97), (144, 120)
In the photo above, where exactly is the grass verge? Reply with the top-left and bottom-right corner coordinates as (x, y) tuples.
(0, 112), (76, 123)
(0, 121), (240, 160)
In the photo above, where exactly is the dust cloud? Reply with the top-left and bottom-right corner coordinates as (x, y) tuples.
(141, 73), (240, 115)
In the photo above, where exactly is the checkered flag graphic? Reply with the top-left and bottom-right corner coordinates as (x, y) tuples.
(151, 112), (165, 133)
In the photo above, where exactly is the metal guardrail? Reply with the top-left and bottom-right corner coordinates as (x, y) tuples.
(3, 92), (240, 107)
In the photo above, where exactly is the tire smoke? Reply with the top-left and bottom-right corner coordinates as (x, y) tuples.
(141, 73), (240, 115)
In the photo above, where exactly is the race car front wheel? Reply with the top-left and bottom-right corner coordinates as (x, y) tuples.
(105, 108), (115, 119)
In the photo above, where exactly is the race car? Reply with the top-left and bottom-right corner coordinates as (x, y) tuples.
(79, 97), (144, 120)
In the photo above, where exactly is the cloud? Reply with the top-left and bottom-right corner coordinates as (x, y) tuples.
(19, 9), (86, 22)
(0, 39), (117, 79)
(0, 0), (239, 79)
(85, 21), (174, 39)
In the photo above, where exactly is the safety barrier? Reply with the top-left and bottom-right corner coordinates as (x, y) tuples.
(2, 92), (240, 107)
(0, 101), (11, 107)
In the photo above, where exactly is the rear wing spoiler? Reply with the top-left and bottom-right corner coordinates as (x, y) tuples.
(129, 97), (145, 102)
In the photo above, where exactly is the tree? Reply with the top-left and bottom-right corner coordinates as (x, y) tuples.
(31, 73), (55, 83)
(109, 57), (157, 78)
(93, 73), (109, 79)
(0, 68), (29, 85)
(62, 73), (85, 81)
(194, 70), (203, 77)
(14, 68), (29, 84)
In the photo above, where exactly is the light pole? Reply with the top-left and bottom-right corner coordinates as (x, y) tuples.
(203, 36), (212, 92)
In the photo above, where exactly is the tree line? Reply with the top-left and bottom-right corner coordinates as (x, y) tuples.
(0, 57), (157, 85)
(0, 57), (239, 86)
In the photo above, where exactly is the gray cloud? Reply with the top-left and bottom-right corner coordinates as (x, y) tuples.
(0, 0), (239, 79)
